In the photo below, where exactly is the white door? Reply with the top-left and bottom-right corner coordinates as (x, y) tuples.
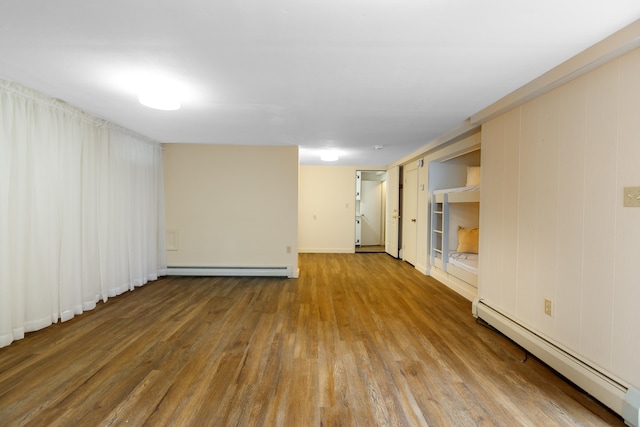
(403, 167), (418, 265)
(361, 180), (382, 246)
(385, 166), (400, 258)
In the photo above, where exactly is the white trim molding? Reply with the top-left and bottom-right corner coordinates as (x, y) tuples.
(472, 299), (638, 426)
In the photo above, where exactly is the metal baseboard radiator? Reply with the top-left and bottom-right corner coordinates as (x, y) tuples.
(472, 299), (639, 426)
(166, 266), (295, 278)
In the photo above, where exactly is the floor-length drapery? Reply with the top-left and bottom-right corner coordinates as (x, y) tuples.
(0, 79), (167, 348)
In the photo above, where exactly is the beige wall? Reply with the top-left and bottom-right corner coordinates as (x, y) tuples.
(480, 47), (640, 389)
(163, 144), (298, 273)
(298, 166), (358, 253)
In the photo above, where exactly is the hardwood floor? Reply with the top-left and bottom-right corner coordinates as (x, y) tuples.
(0, 253), (623, 426)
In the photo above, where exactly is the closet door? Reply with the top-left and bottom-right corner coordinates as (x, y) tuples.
(385, 166), (400, 258)
(403, 166), (418, 265)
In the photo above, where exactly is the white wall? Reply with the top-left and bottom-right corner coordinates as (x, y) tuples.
(163, 144), (298, 273)
(480, 47), (640, 389)
(298, 166), (358, 253)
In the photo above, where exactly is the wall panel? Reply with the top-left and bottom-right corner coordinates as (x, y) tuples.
(581, 61), (619, 369)
(480, 48), (640, 389)
(613, 49), (640, 384)
(554, 77), (587, 351)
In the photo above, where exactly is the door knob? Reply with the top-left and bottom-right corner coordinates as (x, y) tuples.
(411, 218), (416, 222)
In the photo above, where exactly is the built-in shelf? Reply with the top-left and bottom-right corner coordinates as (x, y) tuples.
(430, 195), (448, 271)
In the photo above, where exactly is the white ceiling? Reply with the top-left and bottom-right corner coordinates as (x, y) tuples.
(1, 1), (638, 166)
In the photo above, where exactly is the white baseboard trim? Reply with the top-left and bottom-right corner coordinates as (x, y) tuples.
(167, 266), (294, 278)
(414, 263), (428, 275)
(429, 267), (477, 302)
(473, 299), (638, 425)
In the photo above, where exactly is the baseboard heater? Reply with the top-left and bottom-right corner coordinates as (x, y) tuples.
(167, 266), (294, 278)
(472, 299), (639, 426)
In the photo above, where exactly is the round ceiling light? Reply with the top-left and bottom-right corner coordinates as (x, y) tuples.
(137, 75), (184, 111)
(320, 150), (339, 161)
(138, 91), (181, 111)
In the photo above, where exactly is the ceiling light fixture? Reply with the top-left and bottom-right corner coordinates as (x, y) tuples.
(138, 91), (181, 111)
(137, 74), (184, 111)
(320, 150), (339, 161)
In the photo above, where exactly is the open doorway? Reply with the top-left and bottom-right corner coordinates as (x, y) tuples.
(355, 170), (387, 253)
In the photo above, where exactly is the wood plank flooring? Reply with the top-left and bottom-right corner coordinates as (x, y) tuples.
(0, 253), (624, 426)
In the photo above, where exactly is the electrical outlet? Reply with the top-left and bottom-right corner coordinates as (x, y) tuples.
(286, 246), (292, 254)
(544, 298), (553, 316)
(624, 187), (640, 207)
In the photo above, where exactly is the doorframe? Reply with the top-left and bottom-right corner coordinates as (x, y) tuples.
(401, 162), (419, 265)
(383, 165), (400, 258)
(355, 170), (389, 253)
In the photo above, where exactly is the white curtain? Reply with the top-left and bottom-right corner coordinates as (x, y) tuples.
(0, 79), (167, 348)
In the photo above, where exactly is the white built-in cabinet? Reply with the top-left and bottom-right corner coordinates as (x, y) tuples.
(427, 149), (481, 300)
(430, 194), (447, 270)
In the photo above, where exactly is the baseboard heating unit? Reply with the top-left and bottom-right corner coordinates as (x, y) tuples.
(167, 266), (297, 278)
(472, 299), (639, 426)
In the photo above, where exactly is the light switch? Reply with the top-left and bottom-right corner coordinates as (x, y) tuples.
(623, 187), (640, 207)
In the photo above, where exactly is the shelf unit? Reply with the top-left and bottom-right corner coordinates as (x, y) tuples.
(430, 193), (449, 272)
